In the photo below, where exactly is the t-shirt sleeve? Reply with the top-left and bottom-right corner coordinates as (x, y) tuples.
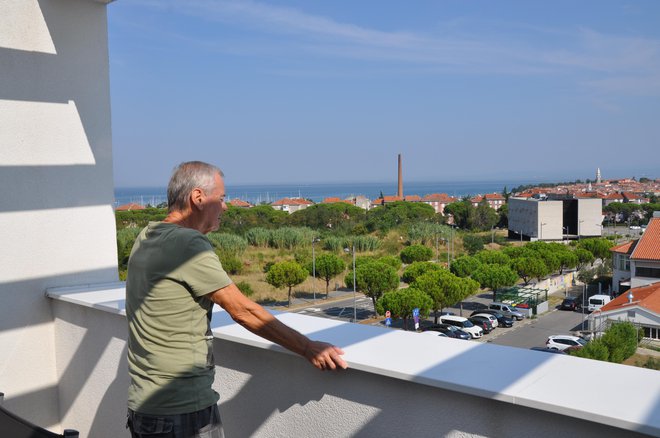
(181, 235), (233, 297)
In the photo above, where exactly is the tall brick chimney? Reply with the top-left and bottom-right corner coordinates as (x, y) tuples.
(397, 154), (403, 198)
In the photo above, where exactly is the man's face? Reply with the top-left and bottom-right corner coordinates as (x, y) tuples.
(200, 173), (227, 234)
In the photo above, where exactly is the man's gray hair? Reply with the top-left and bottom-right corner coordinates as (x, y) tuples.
(167, 161), (224, 212)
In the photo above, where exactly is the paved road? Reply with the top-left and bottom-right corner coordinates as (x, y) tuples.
(484, 308), (588, 349)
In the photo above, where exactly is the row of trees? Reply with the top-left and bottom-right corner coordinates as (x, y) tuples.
(447, 239), (612, 291)
(603, 202), (660, 224)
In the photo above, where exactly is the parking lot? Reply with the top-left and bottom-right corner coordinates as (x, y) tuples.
(287, 285), (591, 351)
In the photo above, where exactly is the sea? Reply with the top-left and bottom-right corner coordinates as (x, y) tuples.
(114, 179), (539, 208)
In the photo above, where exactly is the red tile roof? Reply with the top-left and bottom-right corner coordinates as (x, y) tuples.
(610, 240), (637, 255)
(484, 193), (505, 200)
(600, 281), (660, 314)
(322, 197), (353, 205)
(404, 195), (421, 202)
(116, 203), (145, 211)
(422, 193), (456, 202)
(604, 193), (624, 200)
(229, 199), (252, 208)
(271, 197), (313, 206)
(631, 218), (660, 260)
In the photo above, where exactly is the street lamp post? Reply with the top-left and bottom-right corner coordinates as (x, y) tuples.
(351, 244), (356, 322)
(491, 225), (496, 244)
(563, 226), (568, 241)
(540, 222), (547, 241)
(578, 220), (584, 241)
(435, 232), (439, 263)
(344, 244), (357, 322)
(312, 237), (320, 302)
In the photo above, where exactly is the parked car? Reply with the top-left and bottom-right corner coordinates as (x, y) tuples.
(546, 335), (588, 351)
(420, 330), (448, 338)
(489, 302), (525, 320)
(471, 309), (514, 327)
(439, 315), (483, 339)
(471, 312), (498, 328)
(422, 324), (470, 340)
(560, 297), (580, 311)
(530, 347), (567, 355)
(468, 316), (494, 334)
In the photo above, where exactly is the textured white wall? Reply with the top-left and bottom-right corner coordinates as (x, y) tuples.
(0, 0), (117, 431)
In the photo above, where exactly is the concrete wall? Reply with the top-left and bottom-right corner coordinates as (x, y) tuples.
(508, 198), (538, 238)
(578, 198), (604, 237)
(537, 201), (563, 240)
(0, 0), (117, 431)
(509, 198), (564, 240)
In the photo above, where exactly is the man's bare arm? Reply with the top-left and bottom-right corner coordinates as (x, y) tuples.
(207, 283), (347, 371)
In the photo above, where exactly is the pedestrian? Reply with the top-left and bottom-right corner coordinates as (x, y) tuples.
(125, 161), (347, 437)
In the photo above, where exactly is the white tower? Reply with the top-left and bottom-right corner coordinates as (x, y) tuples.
(596, 168), (602, 184)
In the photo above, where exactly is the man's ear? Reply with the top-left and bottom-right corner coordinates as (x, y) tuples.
(190, 187), (205, 210)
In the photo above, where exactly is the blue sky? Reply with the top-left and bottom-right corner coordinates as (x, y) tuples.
(108, 0), (660, 187)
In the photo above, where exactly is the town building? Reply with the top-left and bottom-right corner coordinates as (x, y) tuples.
(422, 193), (457, 215)
(115, 202), (145, 211)
(270, 197), (313, 213)
(228, 198), (252, 208)
(589, 281), (660, 344)
(610, 217), (660, 294)
(508, 196), (602, 241)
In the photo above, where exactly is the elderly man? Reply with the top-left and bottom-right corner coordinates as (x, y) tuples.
(126, 161), (347, 438)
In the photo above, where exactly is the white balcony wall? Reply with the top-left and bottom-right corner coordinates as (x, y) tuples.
(0, 0), (117, 431)
(47, 292), (658, 438)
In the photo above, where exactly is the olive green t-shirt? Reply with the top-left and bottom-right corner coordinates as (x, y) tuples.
(126, 221), (232, 415)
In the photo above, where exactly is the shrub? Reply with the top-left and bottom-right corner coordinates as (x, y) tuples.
(601, 322), (638, 363)
(236, 281), (254, 297)
(450, 256), (482, 278)
(218, 252), (243, 275)
(463, 234), (484, 255)
(263, 261), (275, 273)
(400, 244), (433, 264)
(571, 339), (609, 361)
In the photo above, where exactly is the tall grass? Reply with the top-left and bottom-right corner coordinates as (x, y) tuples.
(207, 232), (248, 255)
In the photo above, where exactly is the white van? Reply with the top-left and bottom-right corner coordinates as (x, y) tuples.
(439, 315), (483, 339)
(587, 294), (611, 312)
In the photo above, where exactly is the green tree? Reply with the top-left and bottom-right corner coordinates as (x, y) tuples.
(365, 201), (436, 233)
(402, 261), (442, 284)
(510, 256), (549, 285)
(412, 270), (477, 323)
(462, 234), (484, 255)
(474, 250), (511, 266)
(400, 244), (433, 264)
(600, 322), (638, 363)
(575, 248), (595, 270)
(314, 253), (346, 298)
(346, 261), (399, 307)
(376, 287), (433, 331)
(471, 264), (518, 291)
(449, 255), (482, 278)
(578, 238), (614, 263)
(265, 261), (308, 306)
(473, 199), (498, 231)
(496, 204), (508, 228)
(444, 200), (473, 229)
(287, 203), (365, 232)
(571, 339), (609, 361)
